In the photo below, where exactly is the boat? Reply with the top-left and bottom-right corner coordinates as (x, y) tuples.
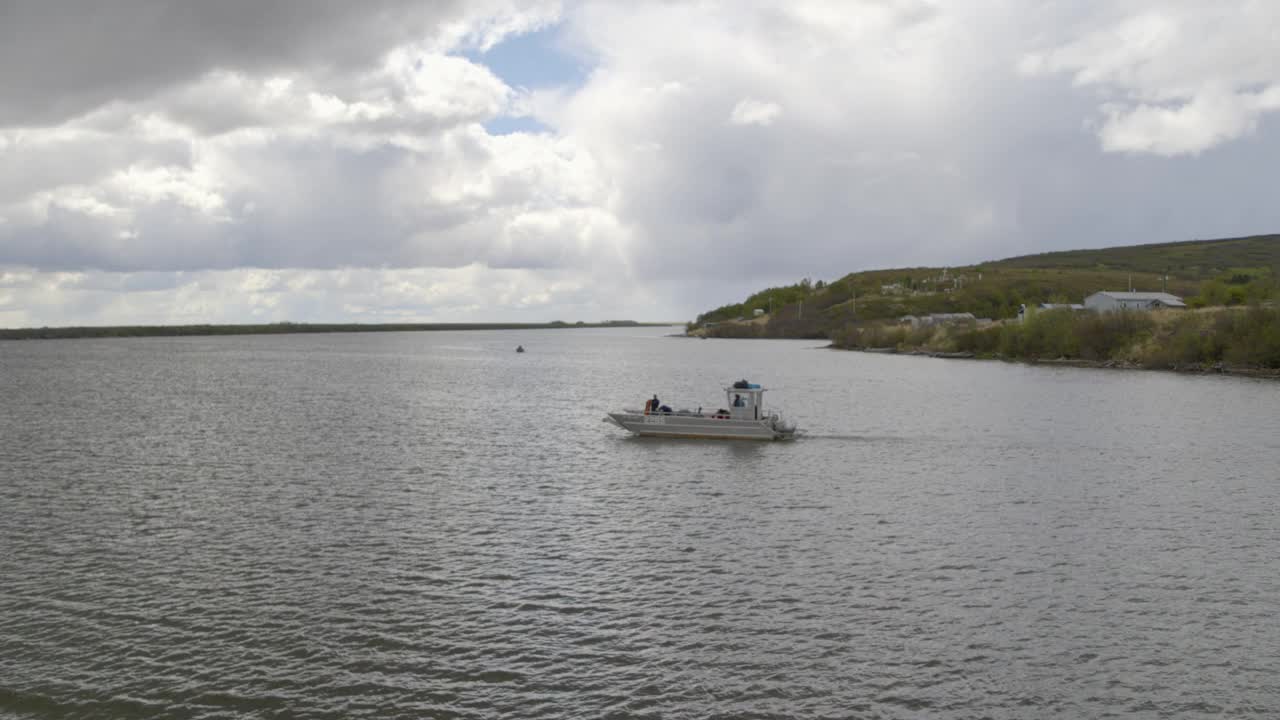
(604, 381), (797, 440)
(516, 345), (525, 353)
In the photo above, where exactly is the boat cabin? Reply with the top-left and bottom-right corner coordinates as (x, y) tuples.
(726, 383), (767, 421)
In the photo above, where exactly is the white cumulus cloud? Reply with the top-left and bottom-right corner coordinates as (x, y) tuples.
(1019, 3), (1280, 155)
(729, 99), (782, 126)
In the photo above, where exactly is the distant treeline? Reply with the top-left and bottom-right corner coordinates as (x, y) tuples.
(0, 320), (654, 341)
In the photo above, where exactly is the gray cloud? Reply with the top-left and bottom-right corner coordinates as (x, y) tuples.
(0, 0), (471, 126)
(1, 0), (1278, 327)
(0, 127), (190, 203)
(548, 1), (1280, 312)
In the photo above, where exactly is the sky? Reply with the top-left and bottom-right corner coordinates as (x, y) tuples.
(2, 0), (1279, 327)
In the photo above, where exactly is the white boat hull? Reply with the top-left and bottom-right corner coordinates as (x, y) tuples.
(605, 412), (795, 441)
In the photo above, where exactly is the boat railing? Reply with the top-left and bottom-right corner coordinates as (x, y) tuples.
(632, 407), (774, 421)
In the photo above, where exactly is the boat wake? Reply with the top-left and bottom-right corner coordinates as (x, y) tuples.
(795, 433), (910, 443)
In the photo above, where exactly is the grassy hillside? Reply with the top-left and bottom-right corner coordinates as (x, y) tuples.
(692, 234), (1280, 339)
(991, 235), (1280, 275)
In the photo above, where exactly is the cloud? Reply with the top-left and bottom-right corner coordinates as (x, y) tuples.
(1098, 86), (1280, 156)
(541, 0), (1031, 298)
(1, 124), (627, 274)
(1019, 3), (1280, 155)
(0, 4), (620, 278)
(0, 265), (661, 329)
(729, 99), (782, 126)
(2, 0), (1280, 327)
(0, 1), (442, 125)
(0, 0), (563, 126)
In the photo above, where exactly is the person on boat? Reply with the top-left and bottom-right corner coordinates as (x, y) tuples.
(733, 394), (744, 407)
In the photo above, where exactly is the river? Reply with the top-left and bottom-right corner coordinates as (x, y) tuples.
(2, 326), (1278, 718)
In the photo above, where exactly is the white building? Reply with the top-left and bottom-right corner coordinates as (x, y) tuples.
(1083, 291), (1186, 312)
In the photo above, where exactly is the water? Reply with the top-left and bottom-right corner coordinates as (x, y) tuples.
(2, 327), (1279, 719)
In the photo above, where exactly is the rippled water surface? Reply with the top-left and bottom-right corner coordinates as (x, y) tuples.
(3, 327), (1280, 719)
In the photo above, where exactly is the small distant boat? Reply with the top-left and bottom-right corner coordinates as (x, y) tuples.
(516, 345), (525, 353)
(604, 380), (797, 441)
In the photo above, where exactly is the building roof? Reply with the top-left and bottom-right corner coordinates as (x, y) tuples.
(1089, 291), (1186, 307)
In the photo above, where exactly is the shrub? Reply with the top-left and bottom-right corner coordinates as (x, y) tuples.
(1019, 309), (1080, 358)
(830, 322), (909, 349)
(1220, 307), (1280, 368)
(952, 325), (1002, 355)
(1074, 310), (1155, 361)
(839, 307), (1280, 369)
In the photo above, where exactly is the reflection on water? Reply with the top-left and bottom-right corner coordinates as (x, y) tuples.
(2, 328), (1279, 719)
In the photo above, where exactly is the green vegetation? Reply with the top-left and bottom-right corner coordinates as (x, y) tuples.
(1186, 272), (1275, 308)
(992, 235), (1280, 275)
(946, 310), (1160, 363)
(830, 307), (1280, 371)
(690, 233), (1280, 371)
(691, 234), (1280, 344)
(695, 278), (824, 327)
(0, 320), (658, 341)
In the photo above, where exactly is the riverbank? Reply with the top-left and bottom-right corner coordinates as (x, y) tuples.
(828, 306), (1280, 377)
(0, 320), (673, 341)
(833, 344), (1280, 379)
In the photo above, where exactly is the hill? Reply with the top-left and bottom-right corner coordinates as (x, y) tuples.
(991, 235), (1280, 275)
(691, 234), (1280, 339)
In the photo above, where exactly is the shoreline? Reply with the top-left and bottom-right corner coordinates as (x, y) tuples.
(1, 321), (677, 341)
(828, 344), (1280, 379)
